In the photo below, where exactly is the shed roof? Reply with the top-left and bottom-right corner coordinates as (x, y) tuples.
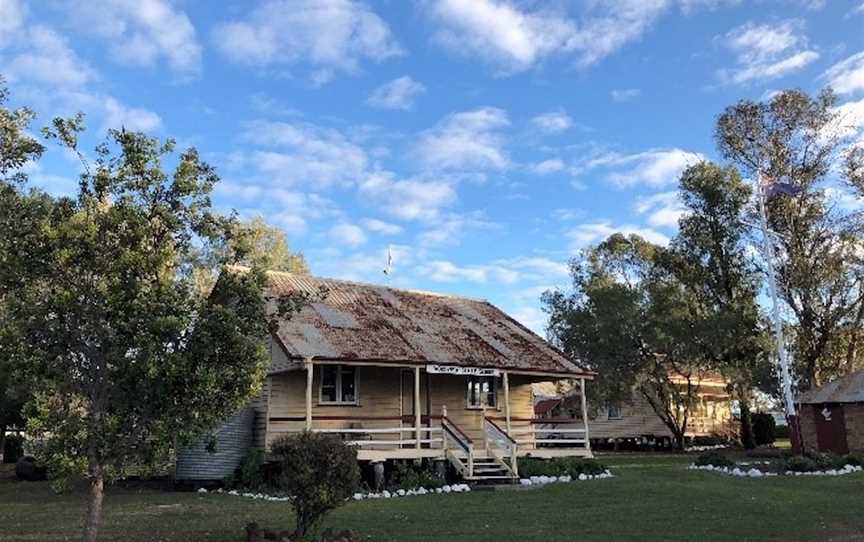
(264, 271), (590, 377)
(798, 370), (864, 404)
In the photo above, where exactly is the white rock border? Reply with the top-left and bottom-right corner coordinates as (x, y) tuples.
(352, 483), (471, 501)
(686, 444), (729, 452)
(519, 470), (614, 486)
(689, 463), (863, 478)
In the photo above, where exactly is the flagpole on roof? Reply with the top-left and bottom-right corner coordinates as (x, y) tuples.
(756, 172), (802, 453)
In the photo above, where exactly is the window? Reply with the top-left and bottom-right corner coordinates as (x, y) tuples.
(466, 376), (497, 408)
(319, 365), (358, 405)
(607, 404), (622, 420)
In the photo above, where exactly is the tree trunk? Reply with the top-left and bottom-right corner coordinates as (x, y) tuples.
(83, 469), (104, 542)
(739, 400), (755, 450)
(672, 430), (686, 452)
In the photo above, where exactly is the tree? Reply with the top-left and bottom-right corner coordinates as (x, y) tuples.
(6, 116), (309, 542)
(191, 215), (308, 296)
(544, 234), (715, 451)
(716, 88), (864, 389)
(0, 77), (47, 462)
(270, 432), (360, 540)
(669, 163), (770, 448)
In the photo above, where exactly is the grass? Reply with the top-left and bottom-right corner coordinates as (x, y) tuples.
(3, 454), (864, 541)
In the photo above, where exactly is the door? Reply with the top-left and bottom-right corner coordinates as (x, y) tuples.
(814, 403), (849, 455)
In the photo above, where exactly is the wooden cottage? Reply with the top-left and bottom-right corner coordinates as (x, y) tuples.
(534, 373), (736, 448)
(246, 271), (595, 482)
(799, 370), (864, 455)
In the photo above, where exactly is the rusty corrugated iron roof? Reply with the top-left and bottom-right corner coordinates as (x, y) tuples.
(798, 369), (864, 404)
(265, 271), (591, 377)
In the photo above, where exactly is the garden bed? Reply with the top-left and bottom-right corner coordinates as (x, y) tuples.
(690, 450), (864, 478)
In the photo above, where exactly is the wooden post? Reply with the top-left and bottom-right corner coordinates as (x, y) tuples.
(305, 358), (313, 430)
(441, 405), (448, 452)
(580, 377), (591, 453)
(414, 366), (421, 449)
(503, 371), (512, 434)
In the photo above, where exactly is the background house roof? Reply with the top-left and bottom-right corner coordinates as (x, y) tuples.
(264, 271), (590, 377)
(798, 369), (864, 404)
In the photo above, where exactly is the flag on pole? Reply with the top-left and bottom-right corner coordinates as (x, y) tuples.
(383, 245), (393, 275)
(761, 174), (803, 198)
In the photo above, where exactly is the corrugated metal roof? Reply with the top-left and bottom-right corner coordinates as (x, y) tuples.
(265, 271), (590, 377)
(798, 370), (864, 404)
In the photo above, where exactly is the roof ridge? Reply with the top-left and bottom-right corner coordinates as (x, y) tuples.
(263, 268), (490, 303)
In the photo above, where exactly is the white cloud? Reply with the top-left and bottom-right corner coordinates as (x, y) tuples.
(359, 171), (456, 221)
(531, 110), (573, 133)
(367, 76), (426, 110)
(611, 88), (641, 102)
(362, 218), (403, 235)
(417, 212), (496, 247)
(329, 222), (367, 247)
(824, 52), (864, 96)
(494, 256), (570, 278)
(508, 305), (548, 335)
(589, 148), (704, 188)
(214, 0), (401, 82)
(719, 20), (819, 84)
(241, 120), (369, 189)
(824, 187), (864, 211)
(0, 0), (26, 44)
(567, 221), (670, 249)
(101, 96), (162, 132)
(530, 158), (566, 175)
(833, 98), (864, 142)
(635, 191), (687, 228)
(678, 0), (742, 13)
(426, 0), (669, 72)
(418, 260), (520, 284)
(415, 107), (510, 170)
(4, 26), (96, 87)
(55, 0), (202, 77)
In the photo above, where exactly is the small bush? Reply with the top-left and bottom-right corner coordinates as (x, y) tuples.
(518, 457), (607, 477)
(228, 448), (265, 490)
(774, 424), (791, 440)
(270, 432), (360, 540)
(842, 453), (864, 467)
(694, 451), (734, 468)
(783, 455), (818, 472)
(691, 434), (728, 447)
(752, 413), (776, 446)
(388, 461), (444, 490)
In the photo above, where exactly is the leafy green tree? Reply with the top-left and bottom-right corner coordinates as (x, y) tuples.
(191, 215), (308, 296)
(716, 88), (864, 389)
(544, 234), (714, 451)
(4, 114), (308, 542)
(0, 77), (47, 462)
(669, 163), (770, 448)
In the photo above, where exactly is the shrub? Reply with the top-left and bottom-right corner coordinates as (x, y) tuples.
(230, 448), (266, 490)
(388, 460), (444, 490)
(518, 457), (607, 477)
(270, 432), (360, 540)
(843, 453), (864, 467)
(774, 424), (791, 440)
(694, 451), (734, 468)
(783, 455), (818, 472)
(752, 413), (776, 446)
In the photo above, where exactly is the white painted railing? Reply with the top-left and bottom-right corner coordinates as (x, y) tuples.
(270, 423), (443, 448)
(509, 422), (588, 448)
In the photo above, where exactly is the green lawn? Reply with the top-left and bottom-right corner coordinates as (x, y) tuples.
(3, 455), (864, 542)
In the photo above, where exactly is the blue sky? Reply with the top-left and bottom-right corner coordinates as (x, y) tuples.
(2, 0), (864, 333)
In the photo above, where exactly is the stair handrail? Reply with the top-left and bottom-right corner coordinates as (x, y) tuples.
(483, 412), (519, 477)
(441, 406), (474, 478)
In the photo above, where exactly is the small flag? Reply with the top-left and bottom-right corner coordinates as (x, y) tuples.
(383, 245), (393, 275)
(761, 174), (803, 198)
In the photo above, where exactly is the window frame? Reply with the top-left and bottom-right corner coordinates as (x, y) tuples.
(465, 375), (498, 409)
(318, 364), (360, 406)
(606, 403), (623, 420)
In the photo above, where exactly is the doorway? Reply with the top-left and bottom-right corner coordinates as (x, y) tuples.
(814, 403), (849, 455)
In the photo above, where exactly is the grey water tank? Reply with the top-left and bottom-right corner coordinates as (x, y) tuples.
(175, 407), (254, 481)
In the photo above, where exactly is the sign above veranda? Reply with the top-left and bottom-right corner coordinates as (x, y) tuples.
(426, 364), (500, 377)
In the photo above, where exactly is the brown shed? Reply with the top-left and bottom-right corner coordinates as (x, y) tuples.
(798, 370), (864, 455)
